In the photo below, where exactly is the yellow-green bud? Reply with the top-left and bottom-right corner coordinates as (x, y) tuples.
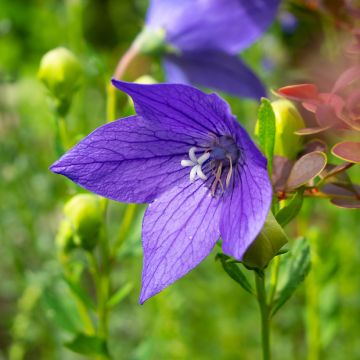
(243, 212), (288, 269)
(63, 194), (103, 251)
(38, 47), (82, 113)
(272, 99), (305, 159)
(56, 219), (77, 254)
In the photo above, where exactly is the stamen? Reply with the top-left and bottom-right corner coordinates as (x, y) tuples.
(226, 154), (233, 187)
(181, 159), (195, 167)
(181, 147), (209, 183)
(196, 166), (207, 180)
(189, 166), (198, 183)
(189, 147), (198, 163)
(197, 152), (210, 165)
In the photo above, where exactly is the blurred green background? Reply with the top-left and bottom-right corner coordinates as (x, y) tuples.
(1, 0), (359, 359)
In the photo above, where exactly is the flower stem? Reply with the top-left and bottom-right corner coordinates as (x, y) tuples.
(255, 273), (271, 360)
(268, 254), (280, 305)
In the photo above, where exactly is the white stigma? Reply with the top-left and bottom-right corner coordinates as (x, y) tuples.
(181, 147), (210, 183)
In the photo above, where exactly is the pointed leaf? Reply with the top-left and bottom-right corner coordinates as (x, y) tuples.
(286, 151), (327, 190)
(331, 141), (360, 163)
(216, 253), (254, 295)
(63, 276), (96, 311)
(65, 333), (109, 358)
(275, 190), (304, 227)
(106, 282), (133, 309)
(272, 237), (311, 315)
(257, 98), (276, 175)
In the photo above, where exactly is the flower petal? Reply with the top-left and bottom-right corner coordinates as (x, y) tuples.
(140, 179), (222, 303)
(50, 116), (192, 203)
(147, 0), (280, 53)
(164, 51), (266, 99)
(112, 79), (234, 137)
(220, 126), (272, 260)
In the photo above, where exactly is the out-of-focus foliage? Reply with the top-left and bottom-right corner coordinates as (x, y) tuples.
(1, 0), (359, 359)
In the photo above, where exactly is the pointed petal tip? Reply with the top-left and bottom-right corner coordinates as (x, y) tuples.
(49, 161), (62, 174)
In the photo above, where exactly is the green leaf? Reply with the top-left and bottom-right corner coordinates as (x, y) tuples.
(242, 211), (289, 269)
(42, 287), (81, 334)
(275, 190), (304, 227)
(106, 282), (133, 309)
(272, 237), (311, 316)
(216, 254), (254, 295)
(65, 333), (110, 358)
(257, 98), (276, 176)
(63, 276), (96, 311)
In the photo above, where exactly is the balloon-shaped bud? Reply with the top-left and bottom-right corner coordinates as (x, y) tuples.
(133, 27), (168, 56)
(272, 99), (305, 159)
(243, 212), (288, 269)
(56, 219), (77, 254)
(38, 47), (82, 114)
(63, 194), (103, 251)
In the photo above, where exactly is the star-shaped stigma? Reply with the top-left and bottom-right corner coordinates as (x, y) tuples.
(181, 147), (210, 183)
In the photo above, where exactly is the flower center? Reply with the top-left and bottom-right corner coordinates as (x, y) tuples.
(181, 135), (240, 196)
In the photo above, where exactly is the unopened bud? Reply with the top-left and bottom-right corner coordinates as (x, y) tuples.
(56, 219), (77, 254)
(38, 47), (82, 114)
(243, 212), (288, 269)
(272, 99), (305, 159)
(133, 27), (167, 56)
(63, 194), (103, 251)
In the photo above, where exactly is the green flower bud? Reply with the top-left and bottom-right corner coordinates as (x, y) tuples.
(272, 99), (305, 159)
(243, 212), (288, 269)
(133, 27), (170, 56)
(56, 219), (77, 254)
(38, 47), (82, 114)
(63, 194), (103, 251)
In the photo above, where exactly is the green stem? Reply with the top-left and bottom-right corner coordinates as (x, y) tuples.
(111, 204), (137, 260)
(268, 254), (280, 305)
(255, 273), (271, 360)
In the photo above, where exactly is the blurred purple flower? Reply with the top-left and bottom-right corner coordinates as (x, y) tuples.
(50, 81), (272, 303)
(145, 0), (281, 99)
(279, 11), (298, 34)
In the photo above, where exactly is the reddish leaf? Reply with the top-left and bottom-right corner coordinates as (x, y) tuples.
(304, 139), (328, 154)
(321, 163), (353, 180)
(295, 126), (331, 135)
(332, 66), (360, 93)
(321, 183), (356, 197)
(276, 84), (319, 102)
(331, 141), (360, 163)
(302, 93), (344, 116)
(331, 198), (360, 209)
(272, 156), (294, 192)
(315, 104), (339, 127)
(338, 115), (360, 131)
(286, 151), (327, 190)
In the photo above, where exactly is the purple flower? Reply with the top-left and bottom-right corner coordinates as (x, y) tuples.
(50, 81), (272, 303)
(144, 0), (280, 99)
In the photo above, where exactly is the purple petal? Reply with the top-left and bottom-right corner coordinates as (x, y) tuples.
(147, 0), (280, 53)
(112, 80), (234, 137)
(220, 126), (272, 260)
(140, 179), (222, 303)
(164, 51), (266, 99)
(50, 116), (193, 203)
